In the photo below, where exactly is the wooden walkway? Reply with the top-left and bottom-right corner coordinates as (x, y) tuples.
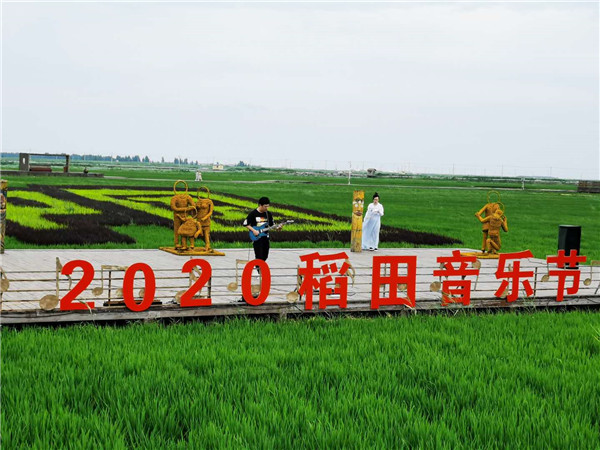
(1, 248), (599, 325)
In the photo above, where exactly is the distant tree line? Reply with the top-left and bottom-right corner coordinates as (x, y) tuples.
(1, 152), (198, 165)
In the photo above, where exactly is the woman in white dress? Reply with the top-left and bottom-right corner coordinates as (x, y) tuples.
(362, 193), (384, 251)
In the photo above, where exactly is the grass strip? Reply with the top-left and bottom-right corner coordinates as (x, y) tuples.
(2, 312), (599, 448)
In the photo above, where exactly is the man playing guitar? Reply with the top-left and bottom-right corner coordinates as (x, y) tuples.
(243, 197), (281, 262)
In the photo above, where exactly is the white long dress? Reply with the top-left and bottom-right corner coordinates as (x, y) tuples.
(362, 202), (384, 250)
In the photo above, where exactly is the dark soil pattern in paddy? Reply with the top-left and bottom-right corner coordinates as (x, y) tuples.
(7, 185), (461, 246)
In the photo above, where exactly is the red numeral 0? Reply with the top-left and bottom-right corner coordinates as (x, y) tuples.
(123, 263), (156, 312)
(241, 259), (271, 306)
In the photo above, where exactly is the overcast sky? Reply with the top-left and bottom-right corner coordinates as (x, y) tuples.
(3, 2), (598, 179)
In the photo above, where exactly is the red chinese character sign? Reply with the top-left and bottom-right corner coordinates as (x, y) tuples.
(495, 250), (535, 302)
(433, 250), (480, 306)
(371, 256), (417, 309)
(298, 252), (351, 310)
(51, 249), (594, 314)
(546, 250), (587, 301)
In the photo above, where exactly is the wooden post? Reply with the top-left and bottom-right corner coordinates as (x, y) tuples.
(0, 180), (7, 254)
(351, 190), (364, 252)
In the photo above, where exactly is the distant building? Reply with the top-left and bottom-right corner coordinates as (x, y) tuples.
(212, 163), (224, 171)
(19, 152), (70, 173)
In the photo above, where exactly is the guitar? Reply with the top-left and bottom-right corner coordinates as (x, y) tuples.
(249, 220), (294, 242)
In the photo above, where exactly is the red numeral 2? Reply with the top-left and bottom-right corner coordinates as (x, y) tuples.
(180, 259), (212, 307)
(60, 260), (96, 311)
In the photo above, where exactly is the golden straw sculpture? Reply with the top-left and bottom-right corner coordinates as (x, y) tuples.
(161, 182), (224, 256)
(476, 207), (508, 254)
(194, 187), (215, 252)
(474, 190), (502, 252)
(462, 191), (508, 259)
(476, 201), (498, 250)
(170, 180), (195, 249)
(176, 206), (199, 251)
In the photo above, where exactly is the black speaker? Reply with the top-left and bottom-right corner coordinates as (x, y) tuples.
(558, 225), (581, 256)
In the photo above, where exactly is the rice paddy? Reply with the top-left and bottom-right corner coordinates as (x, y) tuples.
(2, 313), (600, 448)
(5, 184), (458, 248)
(2, 169), (599, 260)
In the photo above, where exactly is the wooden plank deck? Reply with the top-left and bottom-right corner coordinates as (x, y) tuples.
(1, 248), (599, 325)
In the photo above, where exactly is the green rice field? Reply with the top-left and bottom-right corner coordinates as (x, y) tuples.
(2, 165), (599, 260)
(3, 313), (600, 448)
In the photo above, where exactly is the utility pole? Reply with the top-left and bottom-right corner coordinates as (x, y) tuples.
(348, 161), (352, 185)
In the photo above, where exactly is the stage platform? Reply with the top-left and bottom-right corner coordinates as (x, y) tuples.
(1, 248), (599, 325)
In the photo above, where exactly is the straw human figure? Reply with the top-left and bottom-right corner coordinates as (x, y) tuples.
(194, 188), (214, 251)
(170, 181), (196, 249)
(476, 208), (508, 254)
(475, 200), (499, 252)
